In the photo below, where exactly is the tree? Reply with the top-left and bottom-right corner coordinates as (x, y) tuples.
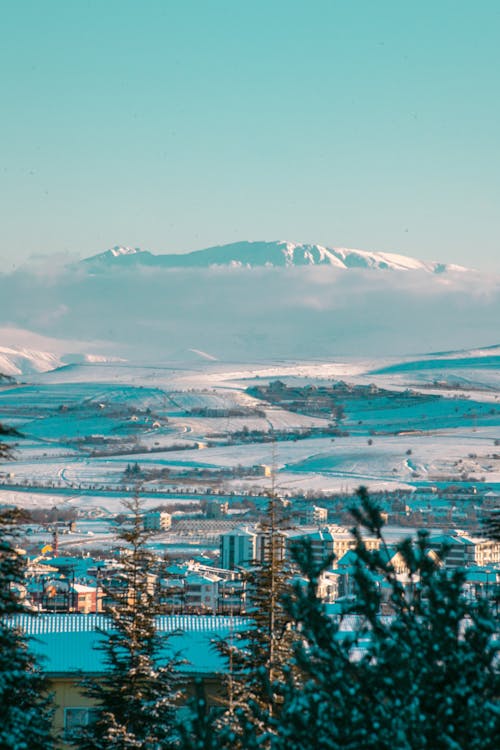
(277, 487), (500, 750)
(73, 497), (183, 750)
(175, 678), (222, 750)
(0, 421), (20, 460)
(213, 492), (297, 750)
(0, 506), (55, 749)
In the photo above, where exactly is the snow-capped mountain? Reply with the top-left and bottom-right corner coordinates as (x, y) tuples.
(1, 241), (496, 367)
(100, 246), (144, 259)
(82, 241), (471, 274)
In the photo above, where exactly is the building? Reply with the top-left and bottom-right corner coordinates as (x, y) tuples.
(143, 511), (172, 531)
(157, 576), (186, 613)
(220, 527), (258, 569)
(463, 535), (500, 567)
(11, 613), (249, 747)
(217, 577), (246, 614)
(28, 578), (101, 614)
(184, 572), (220, 613)
(284, 527), (335, 567)
(303, 505), (328, 525)
(463, 566), (499, 603)
(220, 524), (379, 572)
(70, 584), (99, 614)
(430, 533), (500, 568)
(205, 499), (229, 518)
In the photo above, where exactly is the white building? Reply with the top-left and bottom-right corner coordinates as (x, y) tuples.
(303, 505), (328, 525)
(184, 573), (220, 613)
(143, 511), (172, 531)
(220, 527), (258, 569)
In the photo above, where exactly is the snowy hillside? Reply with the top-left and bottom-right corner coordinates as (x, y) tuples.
(0, 346), (124, 376)
(0, 346), (63, 376)
(82, 241), (471, 274)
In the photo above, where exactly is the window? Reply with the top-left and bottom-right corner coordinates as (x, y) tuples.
(64, 707), (99, 738)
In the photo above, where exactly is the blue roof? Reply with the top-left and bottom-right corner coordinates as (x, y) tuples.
(336, 549), (358, 568)
(10, 614), (249, 676)
(40, 556), (100, 577)
(464, 567), (499, 583)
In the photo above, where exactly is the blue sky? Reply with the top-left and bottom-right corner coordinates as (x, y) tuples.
(1, 1), (499, 271)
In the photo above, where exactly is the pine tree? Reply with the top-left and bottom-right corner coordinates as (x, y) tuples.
(0, 421), (19, 460)
(214, 492), (297, 750)
(0, 506), (55, 749)
(175, 678), (221, 750)
(276, 534), (363, 750)
(277, 487), (500, 750)
(73, 496), (184, 750)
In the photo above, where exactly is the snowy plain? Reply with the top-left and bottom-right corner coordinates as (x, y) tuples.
(0, 344), (499, 512)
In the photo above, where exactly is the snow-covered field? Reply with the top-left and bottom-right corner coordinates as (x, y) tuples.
(1, 350), (499, 510)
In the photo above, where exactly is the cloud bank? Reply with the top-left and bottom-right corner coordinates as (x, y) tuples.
(2, 264), (499, 362)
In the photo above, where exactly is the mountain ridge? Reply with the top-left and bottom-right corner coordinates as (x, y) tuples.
(81, 241), (471, 274)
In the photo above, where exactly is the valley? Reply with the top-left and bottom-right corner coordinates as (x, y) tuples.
(1, 349), (499, 528)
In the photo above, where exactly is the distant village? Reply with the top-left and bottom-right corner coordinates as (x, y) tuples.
(13, 486), (500, 618)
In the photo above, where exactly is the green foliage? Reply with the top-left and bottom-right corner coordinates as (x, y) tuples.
(175, 678), (221, 750)
(0, 507), (55, 749)
(276, 487), (500, 750)
(208, 494), (297, 749)
(0, 421), (20, 460)
(73, 497), (184, 750)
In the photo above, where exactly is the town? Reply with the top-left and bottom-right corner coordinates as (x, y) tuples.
(1, 358), (499, 746)
(12, 491), (500, 618)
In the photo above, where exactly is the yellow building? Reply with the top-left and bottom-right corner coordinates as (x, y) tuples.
(16, 613), (247, 747)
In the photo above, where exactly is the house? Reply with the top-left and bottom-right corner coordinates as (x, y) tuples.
(13, 613), (249, 747)
(462, 566), (499, 603)
(70, 584), (99, 614)
(26, 578), (100, 614)
(183, 572), (220, 613)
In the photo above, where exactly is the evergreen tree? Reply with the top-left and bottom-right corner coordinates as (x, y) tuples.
(214, 492), (297, 749)
(175, 678), (221, 750)
(277, 487), (500, 750)
(73, 496), (183, 750)
(0, 506), (55, 749)
(0, 421), (19, 460)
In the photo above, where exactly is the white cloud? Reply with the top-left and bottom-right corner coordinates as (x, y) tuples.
(1, 264), (499, 362)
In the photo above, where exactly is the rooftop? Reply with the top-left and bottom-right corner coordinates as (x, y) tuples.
(9, 614), (249, 675)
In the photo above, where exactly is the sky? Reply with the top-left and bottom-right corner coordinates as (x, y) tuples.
(0, 1), (499, 272)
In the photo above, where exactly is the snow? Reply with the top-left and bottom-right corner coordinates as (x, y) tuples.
(1, 245), (498, 364)
(109, 246), (143, 257)
(0, 344), (125, 376)
(80, 240), (474, 274)
(1, 352), (499, 512)
(0, 346), (63, 375)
